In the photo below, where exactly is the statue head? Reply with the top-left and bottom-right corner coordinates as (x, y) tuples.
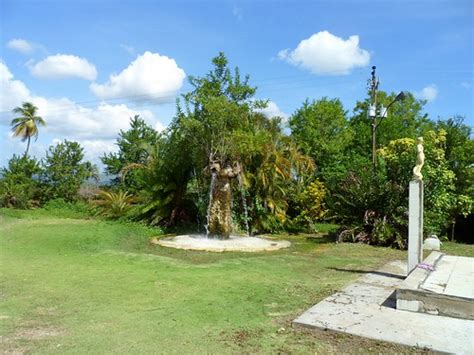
(417, 137), (423, 144)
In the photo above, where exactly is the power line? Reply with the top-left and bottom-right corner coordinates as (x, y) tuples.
(0, 65), (471, 118)
(0, 69), (361, 115)
(0, 74), (366, 118)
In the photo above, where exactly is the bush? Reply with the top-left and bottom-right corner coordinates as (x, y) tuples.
(43, 198), (93, 218)
(334, 130), (458, 248)
(0, 155), (43, 209)
(287, 180), (328, 232)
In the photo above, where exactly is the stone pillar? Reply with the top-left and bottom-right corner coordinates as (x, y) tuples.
(408, 180), (423, 275)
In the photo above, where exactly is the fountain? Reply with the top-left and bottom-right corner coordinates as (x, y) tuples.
(154, 159), (290, 252)
(237, 172), (250, 237)
(206, 160), (240, 239)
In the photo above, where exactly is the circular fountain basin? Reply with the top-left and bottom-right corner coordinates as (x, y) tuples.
(153, 234), (290, 252)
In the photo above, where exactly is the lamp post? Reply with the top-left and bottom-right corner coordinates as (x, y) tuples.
(368, 67), (405, 170)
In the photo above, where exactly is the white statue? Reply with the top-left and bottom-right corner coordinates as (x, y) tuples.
(412, 137), (424, 180)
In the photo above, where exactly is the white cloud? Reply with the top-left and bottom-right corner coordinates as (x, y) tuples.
(90, 51), (186, 102)
(29, 54), (97, 80)
(0, 61), (166, 164)
(73, 139), (118, 165)
(278, 31), (371, 75)
(154, 121), (166, 132)
(16, 137), (117, 168)
(461, 81), (472, 90)
(257, 101), (288, 120)
(416, 84), (438, 102)
(32, 97), (156, 139)
(7, 38), (35, 54)
(0, 61), (31, 112)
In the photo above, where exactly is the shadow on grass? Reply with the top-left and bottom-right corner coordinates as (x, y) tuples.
(326, 267), (405, 280)
(305, 234), (336, 244)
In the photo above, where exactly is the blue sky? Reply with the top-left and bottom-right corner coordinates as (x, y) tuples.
(1, 0), (472, 169)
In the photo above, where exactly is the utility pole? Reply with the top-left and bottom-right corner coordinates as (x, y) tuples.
(367, 66), (405, 172)
(368, 66), (379, 171)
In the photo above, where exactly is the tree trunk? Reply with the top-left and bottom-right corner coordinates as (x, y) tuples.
(451, 220), (456, 242)
(24, 136), (31, 157)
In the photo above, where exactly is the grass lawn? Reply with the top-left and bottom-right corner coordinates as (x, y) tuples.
(1, 208), (472, 354)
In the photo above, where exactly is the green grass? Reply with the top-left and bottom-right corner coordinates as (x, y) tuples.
(1, 209), (472, 354)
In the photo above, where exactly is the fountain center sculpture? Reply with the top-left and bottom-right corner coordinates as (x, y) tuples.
(206, 160), (241, 239)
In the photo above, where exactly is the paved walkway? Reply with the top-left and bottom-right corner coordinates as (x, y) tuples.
(422, 254), (474, 299)
(293, 259), (474, 354)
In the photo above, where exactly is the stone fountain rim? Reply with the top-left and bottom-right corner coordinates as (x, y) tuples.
(151, 234), (291, 253)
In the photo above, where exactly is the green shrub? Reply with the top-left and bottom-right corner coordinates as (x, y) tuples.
(334, 130), (458, 248)
(0, 155), (43, 209)
(41, 140), (98, 202)
(93, 190), (137, 219)
(288, 180), (328, 232)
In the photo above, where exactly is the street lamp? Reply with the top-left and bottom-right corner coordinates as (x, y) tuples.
(370, 91), (406, 169)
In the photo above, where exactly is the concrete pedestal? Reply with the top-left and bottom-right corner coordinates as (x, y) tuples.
(408, 180), (423, 275)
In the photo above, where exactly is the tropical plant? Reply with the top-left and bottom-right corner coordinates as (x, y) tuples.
(10, 102), (46, 157)
(240, 117), (315, 232)
(129, 131), (197, 227)
(93, 190), (137, 218)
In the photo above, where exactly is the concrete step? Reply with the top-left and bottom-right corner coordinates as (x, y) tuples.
(396, 251), (474, 320)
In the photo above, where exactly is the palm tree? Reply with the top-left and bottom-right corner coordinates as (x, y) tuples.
(10, 102), (46, 157)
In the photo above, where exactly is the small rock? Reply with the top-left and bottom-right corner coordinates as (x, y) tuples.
(277, 327), (286, 334)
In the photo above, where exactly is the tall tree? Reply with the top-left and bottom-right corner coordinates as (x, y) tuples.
(134, 53), (313, 231)
(176, 52), (313, 233)
(435, 116), (474, 196)
(159, 52), (264, 228)
(41, 140), (98, 202)
(435, 116), (474, 239)
(177, 51), (265, 168)
(10, 102), (46, 157)
(289, 97), (352, 170)
(101, 115), (158, 192)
